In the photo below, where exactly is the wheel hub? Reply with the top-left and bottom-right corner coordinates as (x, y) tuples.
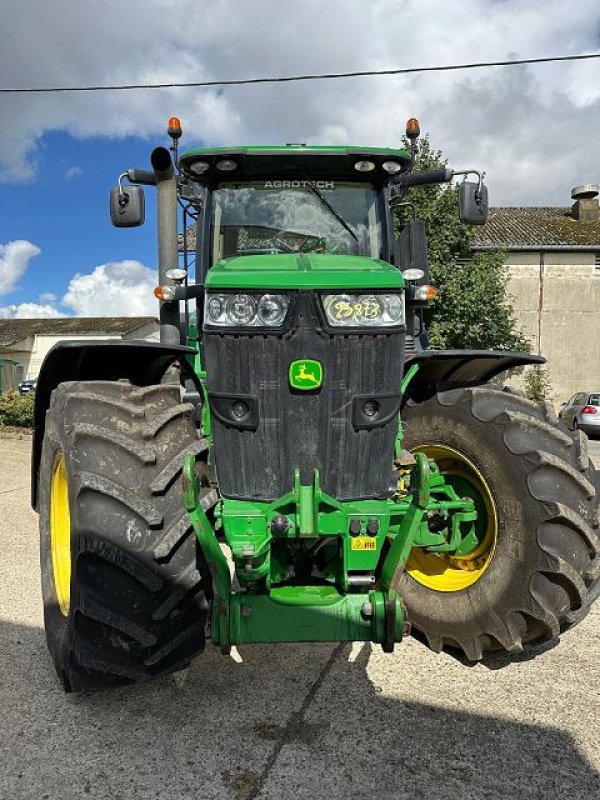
(50, 453), (71, 615)
(406, 444), (498, 592)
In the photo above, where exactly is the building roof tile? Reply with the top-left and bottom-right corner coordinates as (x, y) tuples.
(473, 207), (600, 250)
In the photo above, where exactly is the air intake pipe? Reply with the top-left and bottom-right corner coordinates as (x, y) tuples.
(151, 146), (181, 345)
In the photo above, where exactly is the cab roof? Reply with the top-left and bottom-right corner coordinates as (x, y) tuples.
(178, 144), (411, 184)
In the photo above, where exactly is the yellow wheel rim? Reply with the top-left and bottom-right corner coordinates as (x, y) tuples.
(50, 453), (71, 615)
(406, 444), (498, 592)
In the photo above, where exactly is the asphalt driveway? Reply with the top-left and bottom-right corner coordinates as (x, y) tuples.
(1, 434), (599, 800)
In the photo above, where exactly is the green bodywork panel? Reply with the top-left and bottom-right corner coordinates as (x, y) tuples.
(205, 253), (405, 291)
(185, 317), (211, 437)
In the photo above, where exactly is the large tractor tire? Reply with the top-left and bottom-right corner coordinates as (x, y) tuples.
(400, 385), (600, 660)
(38, 380), (214, 691)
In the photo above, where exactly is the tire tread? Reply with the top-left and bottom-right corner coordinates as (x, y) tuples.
(402, 384), (600, 659)
(39, 380), (210, 691)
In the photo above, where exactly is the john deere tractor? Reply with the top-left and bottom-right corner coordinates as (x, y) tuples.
(32, 118), (599, 691)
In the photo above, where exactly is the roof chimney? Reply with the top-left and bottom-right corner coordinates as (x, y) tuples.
(571, 184), (599, 221)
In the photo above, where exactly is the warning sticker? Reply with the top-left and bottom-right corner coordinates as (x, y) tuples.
(351, 537), (377, 551)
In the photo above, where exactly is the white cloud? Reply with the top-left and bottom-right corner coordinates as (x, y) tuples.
(0, 242), (156, 318)
(61, 260), (157, 316)
(0, 302), (63, 319)
(0, 1), (599, 202)
(65, 166), (82, 180)
(0, 240), (41, 295)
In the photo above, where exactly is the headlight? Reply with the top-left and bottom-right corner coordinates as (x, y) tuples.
(226, 294), (257, 325)
(257, 294), (288, 325)
(323, 293), (405, 327)
(204, 293), (290, 328)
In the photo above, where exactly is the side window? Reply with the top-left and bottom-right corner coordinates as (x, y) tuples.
(567, 395), (577, 406)
(575, 393), (586, 405)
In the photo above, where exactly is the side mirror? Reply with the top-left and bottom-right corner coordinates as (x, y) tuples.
(110, 184), (145, 227)
(560, 401), (567, 407)
(459, 181), (488, 225)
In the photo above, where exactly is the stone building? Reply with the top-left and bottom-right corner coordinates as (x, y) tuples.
(472, 185), (600, 403)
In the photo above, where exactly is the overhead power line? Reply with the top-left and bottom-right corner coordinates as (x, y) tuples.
(0, 52), (599, 95)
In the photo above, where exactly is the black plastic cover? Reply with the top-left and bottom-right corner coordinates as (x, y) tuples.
(352, 393), (402, 430)
(402, 349), (545, 403)
(394, 218), (429, 280)
(209, 392), (260, 431)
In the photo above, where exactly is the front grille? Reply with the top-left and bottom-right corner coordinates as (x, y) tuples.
(203, 293), (405, 501)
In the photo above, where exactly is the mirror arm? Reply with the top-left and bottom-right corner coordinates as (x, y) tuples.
(117, 172), (129, 201)
(126, 169), (157, 186)
(117, 170), (157, 201)
(453, 169), (484, 192)
(391, 168), (454, 190)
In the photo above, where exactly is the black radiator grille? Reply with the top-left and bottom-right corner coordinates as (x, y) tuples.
(203, 294), (405, 501)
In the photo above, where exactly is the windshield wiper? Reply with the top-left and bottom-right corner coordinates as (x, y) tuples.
(302, 177), (358, 243)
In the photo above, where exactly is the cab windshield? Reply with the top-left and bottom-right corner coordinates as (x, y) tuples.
(211, 181), (384, 262)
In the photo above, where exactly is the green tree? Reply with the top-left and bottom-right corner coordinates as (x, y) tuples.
(395, 136), (530, 352)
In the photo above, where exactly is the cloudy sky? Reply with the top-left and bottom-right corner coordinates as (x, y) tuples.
(0, 0), (599, 318)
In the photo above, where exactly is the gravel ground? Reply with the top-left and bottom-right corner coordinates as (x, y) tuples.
(1, 433), (599, 800)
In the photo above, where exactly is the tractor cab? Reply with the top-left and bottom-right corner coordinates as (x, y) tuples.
(176, 145), (419, 331)
(178, 144), (411, 271)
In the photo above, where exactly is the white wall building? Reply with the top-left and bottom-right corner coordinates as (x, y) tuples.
(472, 186), (600, 403)
(0, 317), (159, 383)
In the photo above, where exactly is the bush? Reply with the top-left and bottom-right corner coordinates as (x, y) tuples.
(0, 391), (35, 428)
(523, 366), (553, 403)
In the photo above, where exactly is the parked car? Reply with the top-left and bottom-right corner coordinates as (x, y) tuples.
(18, 378), (37, 395)
(559, 390), (600, 437)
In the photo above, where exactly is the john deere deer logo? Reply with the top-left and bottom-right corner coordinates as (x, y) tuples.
(289, 359), (323, 390)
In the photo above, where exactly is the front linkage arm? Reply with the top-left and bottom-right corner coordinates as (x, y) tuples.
(183, 452), (474, 652)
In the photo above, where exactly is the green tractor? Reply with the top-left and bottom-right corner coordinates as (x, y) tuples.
(32, 117), (599, 690)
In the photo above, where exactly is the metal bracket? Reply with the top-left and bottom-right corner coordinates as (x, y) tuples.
(378, 451), (430, 651)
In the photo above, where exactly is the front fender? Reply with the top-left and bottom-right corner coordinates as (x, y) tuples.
(31, 340), (196, 510)
(402, 349), (545, 404)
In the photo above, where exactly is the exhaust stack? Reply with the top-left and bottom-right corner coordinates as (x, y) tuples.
(151, 146), (181, 345)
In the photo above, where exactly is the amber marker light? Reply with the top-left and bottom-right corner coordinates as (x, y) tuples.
(406, 117), (420, 139)
(154, 285), (176, 301)
(168, 116), (182, 139)
(414, 284), (437, 301)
